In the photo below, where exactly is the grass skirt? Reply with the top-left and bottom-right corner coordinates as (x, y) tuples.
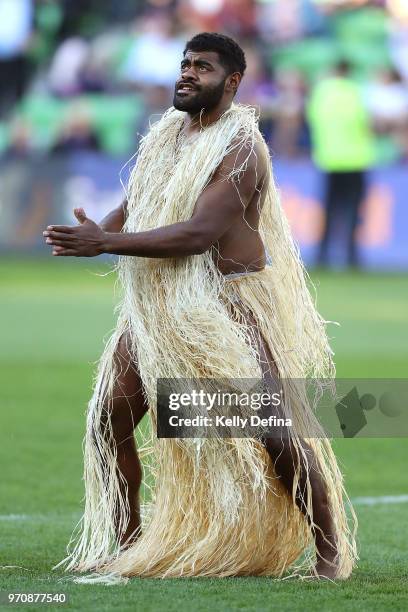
(54, 267), (358, 583)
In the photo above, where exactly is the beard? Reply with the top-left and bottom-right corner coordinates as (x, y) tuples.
(173, 78), (227, 114)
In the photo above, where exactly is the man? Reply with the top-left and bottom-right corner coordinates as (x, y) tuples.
(307, 60), (375, 268)
(44, 33), (357, 581)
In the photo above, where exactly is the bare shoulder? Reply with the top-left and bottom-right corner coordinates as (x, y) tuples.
(216, 131), (269, 185)
(252, 133), (270, 179)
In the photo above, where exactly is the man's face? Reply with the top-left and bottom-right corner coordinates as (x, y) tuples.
(173, 50), (228, 114)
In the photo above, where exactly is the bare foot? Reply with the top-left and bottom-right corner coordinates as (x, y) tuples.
(314, 556), (338, 580)
(307, 541), (340, 580)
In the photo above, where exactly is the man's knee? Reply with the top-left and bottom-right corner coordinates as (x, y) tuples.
(101, 395), (137, 444)
(90, 331), (147, 445)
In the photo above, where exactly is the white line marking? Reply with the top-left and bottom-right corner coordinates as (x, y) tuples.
(0, 495), (408, 522)
(352, 494), (408, 506)
(0, 514), (29, 521)
(0, 513), (79, 522)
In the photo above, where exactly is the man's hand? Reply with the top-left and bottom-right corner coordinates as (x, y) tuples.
(42, 208), (106, 257)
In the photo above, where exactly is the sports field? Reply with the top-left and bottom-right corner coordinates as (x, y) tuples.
(1, 258), (407, 611)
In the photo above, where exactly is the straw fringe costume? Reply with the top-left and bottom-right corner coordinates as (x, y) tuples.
(55, 104), (358, 583)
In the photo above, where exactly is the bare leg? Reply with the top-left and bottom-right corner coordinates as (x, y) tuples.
(100, 331), (149, 548)
(239, 306), (339, 578)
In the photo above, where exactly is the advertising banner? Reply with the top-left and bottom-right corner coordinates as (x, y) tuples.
(0, 154), (407, 269)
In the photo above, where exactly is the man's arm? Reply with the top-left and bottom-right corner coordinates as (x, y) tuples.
(102, 146), (262, 257)
(98, 199), (128, 233)
(43, 144), (265, 258)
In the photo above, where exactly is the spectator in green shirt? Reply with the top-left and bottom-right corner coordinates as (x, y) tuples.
(307, 60), (375, 267)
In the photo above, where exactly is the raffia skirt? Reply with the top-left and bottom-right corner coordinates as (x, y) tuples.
(54, 266), (358, 583)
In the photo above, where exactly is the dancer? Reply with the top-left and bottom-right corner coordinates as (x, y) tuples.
(43, 33), (357, 582)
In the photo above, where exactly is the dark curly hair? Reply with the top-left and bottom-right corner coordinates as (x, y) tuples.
(184, 32), (247, 77)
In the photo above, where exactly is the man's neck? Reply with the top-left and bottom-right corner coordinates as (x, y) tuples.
(183, 101), (233, 135)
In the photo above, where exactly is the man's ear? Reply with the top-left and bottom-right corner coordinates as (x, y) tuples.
(226, 72), (242, 95)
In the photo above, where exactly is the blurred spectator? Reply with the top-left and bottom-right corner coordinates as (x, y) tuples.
(47, 37), (90, 96)
(137, 84), (173, 136)
(80, 30), (125, 93)
(365, 68), (408, 158)
(29, 1), (64, 68)
(120, 14), (184, 89)
(51, 105), (101, 154)
(1, 0), (407, 166)
(307, 60), (375, 267)
(366, 68), (408, 158)
(255, 0), (327, 44)
(218, 0), (258, 39)
(366, 68), (408, 127)
(0, 0), (33, 118)
(176, 0), (226, 33)
(176, 0), (257, 36)
(389, 18), (408, 82)
(257, 0), (303, 44)
(2, 118), (34, 160)
(235, 45), (277, 143)
(269, 69), (308, 157)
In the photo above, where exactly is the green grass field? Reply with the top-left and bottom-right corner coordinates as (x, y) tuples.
(1, 258), (407, 611)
